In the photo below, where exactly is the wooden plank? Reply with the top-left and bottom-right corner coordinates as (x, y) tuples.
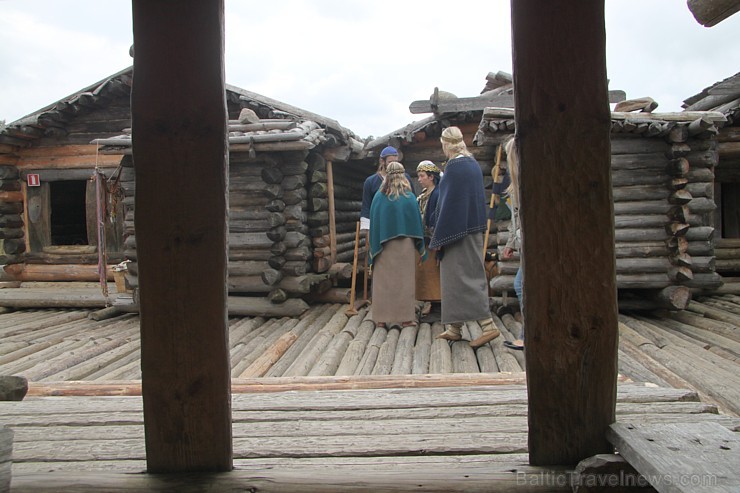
(9, 461), (571, 492)
(687, 0), (740, 27)
(131, 0), (231, 472)
(607, 422), (739, 492)
(2, 381), (737, 492)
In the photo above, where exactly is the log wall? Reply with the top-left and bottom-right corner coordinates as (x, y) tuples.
(119, 138), (371, 313)
(478, 111), (723, 309)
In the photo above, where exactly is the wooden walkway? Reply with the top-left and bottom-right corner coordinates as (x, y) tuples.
(1, 293), (739, 415)
(1, 383), (738, 492)
(1, 287), (740, 491)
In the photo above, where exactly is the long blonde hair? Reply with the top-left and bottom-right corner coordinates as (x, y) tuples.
(504, 135), (520, 208)
(440, 126), (472, 159)
(380, 161), (412, 200)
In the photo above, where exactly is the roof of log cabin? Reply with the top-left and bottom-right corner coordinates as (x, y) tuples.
(682, 71), (740, 119)
(0, 66), (367, 160)
(366, 70), (739, 154)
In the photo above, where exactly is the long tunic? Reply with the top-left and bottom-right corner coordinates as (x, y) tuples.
(429, 155), (490, 324)
(369, 191), (426, 324)
(372, 237), (417, 322)
(416, 186), (441, 301)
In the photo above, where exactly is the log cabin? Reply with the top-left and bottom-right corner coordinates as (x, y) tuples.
(367, 71), (728, 311)
(0, 66), (374, 317)
(682, 72), (740, 293)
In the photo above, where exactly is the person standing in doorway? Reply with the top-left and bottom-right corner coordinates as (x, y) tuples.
(430, 126), (500, 347)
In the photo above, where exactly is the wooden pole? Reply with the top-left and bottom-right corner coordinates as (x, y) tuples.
(327, 160), (337, 264)
(483, 144), (503, 258)
(512, 0), (618, 465)
(132, 0), (232, 473)
(346, 221), (361, 315)
(363, 229), (370, 301)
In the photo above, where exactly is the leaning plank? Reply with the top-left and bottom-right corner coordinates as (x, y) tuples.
(607, 422), (739, 493)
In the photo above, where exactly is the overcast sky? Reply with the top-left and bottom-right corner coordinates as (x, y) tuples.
(1, 1), (738, 139)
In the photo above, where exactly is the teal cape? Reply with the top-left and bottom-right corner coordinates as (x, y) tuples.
(369, 191), (427, 266)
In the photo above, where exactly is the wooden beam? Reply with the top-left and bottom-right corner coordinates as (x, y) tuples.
(132, 0), (232, 473)
(512, 0), (618, 465)
(327, 160), (337, 264)
(408, 91), (626, 115)
(687, 0), (740, 27)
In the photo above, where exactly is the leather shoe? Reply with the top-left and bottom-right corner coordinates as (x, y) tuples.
(436, 330), (462, 342)
(469, 328), (501, 348)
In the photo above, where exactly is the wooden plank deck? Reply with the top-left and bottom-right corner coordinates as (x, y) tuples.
(1, 291), (739, 415)
(1, 286), (739, 491)
(607, 422), (739, 493)
(1, 383), (738, 492)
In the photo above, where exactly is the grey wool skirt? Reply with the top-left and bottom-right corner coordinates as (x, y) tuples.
(439, 233), (491, 324)
(371, 237), (417, 324)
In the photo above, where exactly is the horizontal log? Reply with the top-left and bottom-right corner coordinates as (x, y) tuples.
(228, 260), (270, 276)
(715, 259), (740, 272)
(614, 215), (669, 229)
(614, 242), (671, 258)
(227, 296), (309, 317)
(0, 191), (23, 202)
(3, 263), (115, 281)
(229, 274), (324, 294)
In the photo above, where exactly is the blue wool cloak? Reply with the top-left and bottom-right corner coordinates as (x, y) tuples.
(429, 155), (487, 250)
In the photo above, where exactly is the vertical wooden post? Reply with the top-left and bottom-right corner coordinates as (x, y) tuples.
(327, 160), (337, 264)
(511, 0), (618, 465)
(131, 0), (232, 472)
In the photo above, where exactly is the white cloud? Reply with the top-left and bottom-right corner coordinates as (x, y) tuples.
(1, 0), (738, 137)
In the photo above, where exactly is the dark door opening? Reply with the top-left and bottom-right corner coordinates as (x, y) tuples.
(50, 180), (88, 245)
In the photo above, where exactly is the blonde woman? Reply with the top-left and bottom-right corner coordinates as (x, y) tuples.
(502, 135), (524, 350)
(369, 161), (427, 329)
(430, 126), (500, 347)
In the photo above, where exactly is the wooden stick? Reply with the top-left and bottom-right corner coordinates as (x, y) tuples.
(327, 160), (337, 264)
(483, 144), (503, 258)
(363, 229), (370, 301)
(346, 221), (361, 315)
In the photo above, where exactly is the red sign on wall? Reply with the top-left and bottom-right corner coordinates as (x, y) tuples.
(27, 174), (40, 187)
